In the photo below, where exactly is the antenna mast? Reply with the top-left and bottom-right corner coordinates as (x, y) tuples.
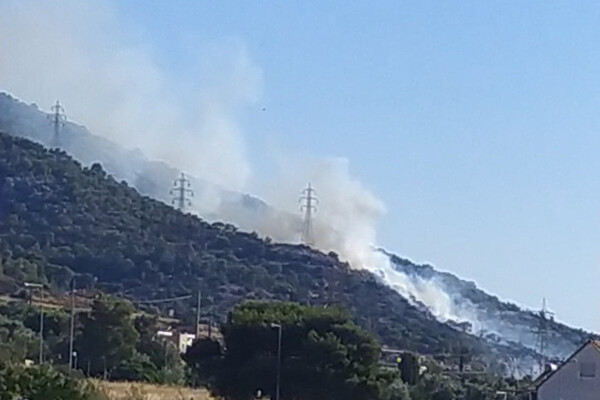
(170, 173), (193, 212)
(47, 100), (66, 147)
(299, 183), (318, 245)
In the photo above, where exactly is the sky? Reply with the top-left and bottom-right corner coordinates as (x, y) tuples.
(2, 1), (600, 331)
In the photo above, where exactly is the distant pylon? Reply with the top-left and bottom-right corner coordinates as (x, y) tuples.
(170, 173), (193, 212)
(299, 183), (318, 245)
(47, 100), (66, 147)
(535, 298), (554, 368)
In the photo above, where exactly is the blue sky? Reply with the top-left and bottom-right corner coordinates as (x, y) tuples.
(4, 1), (600, 330)
(114, 1), (600, 330)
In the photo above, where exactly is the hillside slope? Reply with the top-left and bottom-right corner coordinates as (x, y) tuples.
(3, 94), (589, 361)
(385, 251), (591, 360)
(0, 131), (498, 360)
(0, 92), (269, 225)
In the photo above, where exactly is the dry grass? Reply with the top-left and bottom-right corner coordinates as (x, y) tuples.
(91, 380), (217, 400)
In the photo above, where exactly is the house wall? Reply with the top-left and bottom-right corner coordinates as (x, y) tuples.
(538, 344), (600, 400)
(178, 333), (196, 354)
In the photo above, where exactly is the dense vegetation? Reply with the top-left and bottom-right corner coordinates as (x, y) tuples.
(0, 131), (544, 398)
(2, 92), (589, 374)
(0, 295), (184, 384)
(185, 301), (532, 400)
(185, 301), (398, 400)
(0, 294), (533, 399)
(0, 363), (106, 400)
(0, 131), (492, 359)
(386, 251), (591, 358)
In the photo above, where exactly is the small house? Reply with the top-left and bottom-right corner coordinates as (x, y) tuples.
(535, 340), (600, 400)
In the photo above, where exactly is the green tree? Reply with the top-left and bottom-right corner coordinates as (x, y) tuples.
(77, 295), (139, 377)
(0, 314), (38, 362)
(112, 351), (160, 383)
(0, 364), (106, 400)
(134, 315), (164, 368)
(133, 314), (186, 384)
(388, 380), (412, 400)
(399, 352), (420, 385)
(185, 301), (396, 400)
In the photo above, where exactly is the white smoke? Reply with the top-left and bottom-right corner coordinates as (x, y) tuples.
(371, 264), (478, 324)
(0, 0), (259, 193)
(239, 155), (479, 325)
(0, 0), (481, 329)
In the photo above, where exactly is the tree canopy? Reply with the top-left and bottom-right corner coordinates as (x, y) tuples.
(77, 295), (139, 377)
(185, 301), (398, 400)
(0, 364), (105, 400)
(0, 131), (496, 359)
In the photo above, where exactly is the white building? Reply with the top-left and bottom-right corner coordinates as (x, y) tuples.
(156, 330), (197, 354)
(178, 332), (196, 354)
(536, 340), (600, 400)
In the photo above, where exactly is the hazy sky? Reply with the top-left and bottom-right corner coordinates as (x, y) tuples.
(3, 1), (600, 331)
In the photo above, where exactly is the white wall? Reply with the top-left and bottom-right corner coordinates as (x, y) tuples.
(538, 343), (600, 400)
(178, 333), (196, 354)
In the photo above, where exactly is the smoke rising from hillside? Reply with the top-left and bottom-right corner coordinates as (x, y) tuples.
(0, 0), (478, 328)
(229, 155), (478, 325)
(0, 0), (258, 192)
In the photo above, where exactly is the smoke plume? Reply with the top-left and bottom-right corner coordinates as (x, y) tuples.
(0, 0), (259, 192)
(0, 0), (481, 331)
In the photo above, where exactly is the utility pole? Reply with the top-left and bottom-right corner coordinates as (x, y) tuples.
(47, 100), (66, 147)
(170, 172), (193, 212)
(195, 290), (202, 338)
(271, 323), (282, 400)
(299, 183), (318, 245)
(24, 282), (44, 364)
(68, 278), (76, 373)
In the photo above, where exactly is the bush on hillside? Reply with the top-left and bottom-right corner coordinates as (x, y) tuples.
(0, 363), (107, 400)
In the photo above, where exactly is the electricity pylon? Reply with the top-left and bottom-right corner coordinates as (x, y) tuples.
(170, 173), (193, 212)
(535, 298), (554, 369)
(47, 100), (66, 147)
(299, 183), (318, 245)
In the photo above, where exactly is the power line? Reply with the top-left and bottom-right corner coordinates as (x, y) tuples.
(170, 172), (193, 212)
(299, 183), (318, 245)
(133, 294), (192, 304)
(47, 100), (66, 147)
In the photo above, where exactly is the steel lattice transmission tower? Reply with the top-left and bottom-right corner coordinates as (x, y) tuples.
(535, 298), (554, 369)
(170, 173), (194, 212)
(47, 100), (66, 147)
(299, 183), (318, 245)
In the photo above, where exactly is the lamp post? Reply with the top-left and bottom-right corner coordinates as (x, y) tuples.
(72, 351), (78, 371)
(68, 278), (76, 373)
(24, 282), (44, 364)
(270, 323), (282, 400)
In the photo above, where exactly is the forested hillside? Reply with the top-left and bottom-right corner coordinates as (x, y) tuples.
(2, 92), (590, 370)
(0, 131), (529, 368)
(0, 92), (268, 224)
(386, 251), (591, 359)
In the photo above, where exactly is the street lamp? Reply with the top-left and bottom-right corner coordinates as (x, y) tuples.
(68, 278), (76, 373)
(270, 323), (282, 400)
(24, 282), (44, 364)
(72, 351), (78, 371)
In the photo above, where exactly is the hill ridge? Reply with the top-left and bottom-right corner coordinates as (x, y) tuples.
(1, 131), (502, 362)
